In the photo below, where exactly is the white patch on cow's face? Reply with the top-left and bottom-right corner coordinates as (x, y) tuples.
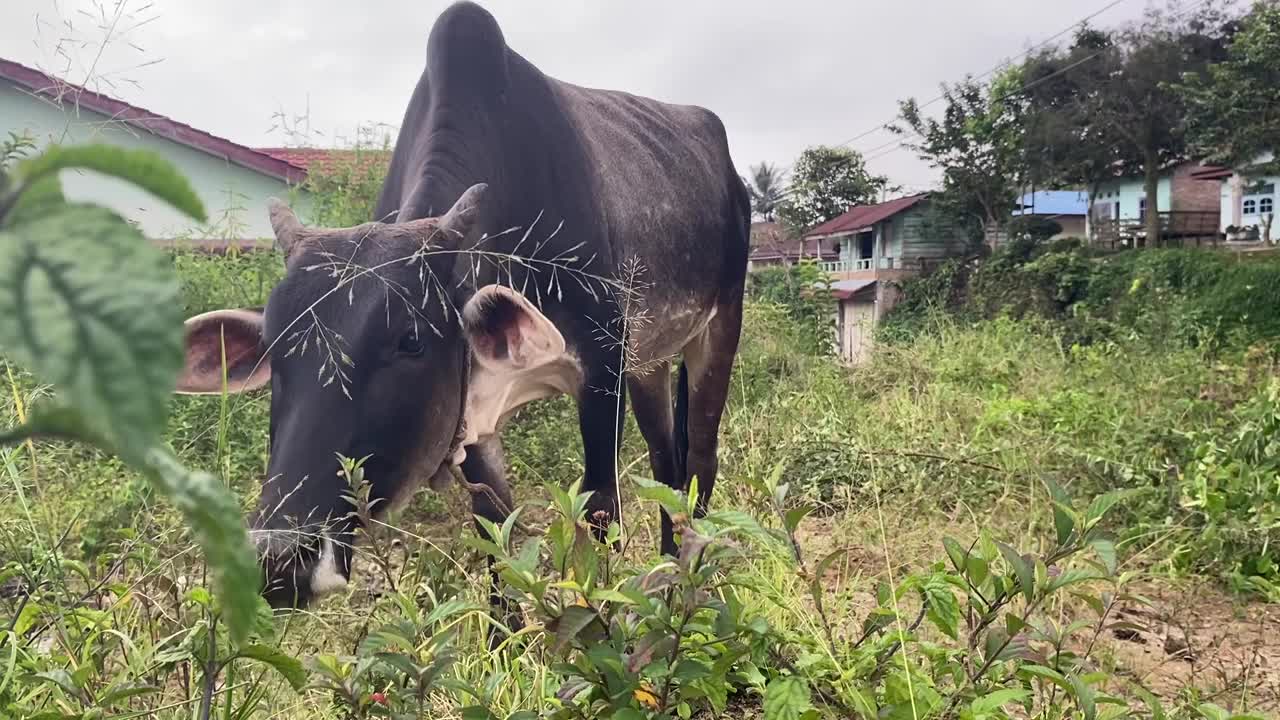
(309, 536), (349, 596)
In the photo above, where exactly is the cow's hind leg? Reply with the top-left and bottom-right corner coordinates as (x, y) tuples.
(680, 297), (743, 519)
(459, 435), (522, 645)
(627, 361), (683, 556)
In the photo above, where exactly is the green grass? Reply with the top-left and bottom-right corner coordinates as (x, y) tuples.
(0, 249), (1277, 719)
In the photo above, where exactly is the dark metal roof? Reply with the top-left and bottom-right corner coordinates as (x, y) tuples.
(830, 278), (876, 300)
(804, 194), (929, 239)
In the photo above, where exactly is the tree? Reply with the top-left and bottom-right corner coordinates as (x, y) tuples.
(892, 69), (1028, 244)
(777, 146), (888, 231)
(1180, 2), (1280, 168)
(744, 162), (787, 221)
(1023, 6), (1234, 246)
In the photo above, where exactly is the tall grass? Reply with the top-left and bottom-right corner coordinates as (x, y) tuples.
(1, 248), (1277, 718)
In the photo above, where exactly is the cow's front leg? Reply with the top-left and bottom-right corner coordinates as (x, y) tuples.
(578, 369), (627, 542)
(459, 435), (522, 646)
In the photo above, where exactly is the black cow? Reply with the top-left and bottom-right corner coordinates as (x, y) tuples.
(176, 1), (749, 608)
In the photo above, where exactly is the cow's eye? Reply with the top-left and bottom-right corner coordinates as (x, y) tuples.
(397, 332), (426, 357)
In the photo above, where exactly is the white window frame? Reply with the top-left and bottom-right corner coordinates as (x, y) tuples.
(1243, 182), (1275, 218)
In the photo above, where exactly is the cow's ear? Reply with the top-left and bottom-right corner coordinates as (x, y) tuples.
(462, 285), (564, 371)
(176, 309), (271, 394)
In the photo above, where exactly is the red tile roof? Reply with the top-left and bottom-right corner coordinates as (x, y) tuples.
(748, 221), (838, 261)
(803, 193), (930, 239)
(255, 147), (391, 176)
(0, 57), (306, 184)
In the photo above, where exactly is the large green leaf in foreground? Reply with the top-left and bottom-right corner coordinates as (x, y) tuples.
(0, 204), (183, 449)
(0, 202), (259, 641)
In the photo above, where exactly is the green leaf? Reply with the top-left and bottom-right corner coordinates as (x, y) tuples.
(461, 707), (497, 720)
(626, 628), (676, 672)
(1130, 685), (1166, 720)
(0, 204), (183, 454)
(784, 505), (813, 534)
(1090, 537), (1118, 575)
(18, 144), (206, 222)
(99, 682), (160, 707)
(423, 598), (485, 628)
(1196, 705), (1231, 720)
(922, 578), (960, 640)
(3, 173), (65, 228)
(1045, 568), (1105, 594)
(996, 542), (1035, 603)
(1085, 490), (1129, 527)
(551, 605), (599, 655)
(611, 710), (646, 720)
(1051, 500), (1078, 547)
(943, 536), (968, 572)
(1045, 480), (1076, 546)
(971, 688), (1029, 715)
(1018, 664), (1071, 692)
(146, 449), (259, 644)
(633, 477), (687, 518)
(1070, 673), (1097, 720)
(236, 644), (307, 691)
(703, 509), (770, 541)
(764, 676), (811, 720)
(28, 670), (85, 701)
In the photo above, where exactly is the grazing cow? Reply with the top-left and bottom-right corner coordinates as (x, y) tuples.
(176, 0), (749, 608)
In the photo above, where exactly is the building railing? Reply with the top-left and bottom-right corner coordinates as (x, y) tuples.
(820, 257), (899, 273)
(1090, 211), (1220, 249)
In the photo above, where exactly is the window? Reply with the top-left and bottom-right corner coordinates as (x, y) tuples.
(1243, 182), (1275, 217)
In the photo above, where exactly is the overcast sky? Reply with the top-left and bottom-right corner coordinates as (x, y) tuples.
(2, 0), (1153, 191)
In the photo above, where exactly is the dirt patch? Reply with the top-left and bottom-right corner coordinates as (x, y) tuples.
(1099, 581), (1279, 713)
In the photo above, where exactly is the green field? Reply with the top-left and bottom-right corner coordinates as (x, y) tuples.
(1, 246), (1277, 719)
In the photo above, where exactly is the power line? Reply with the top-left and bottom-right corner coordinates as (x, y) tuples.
(853, 0), (1218, 170)
(828, 0), (1133, 153)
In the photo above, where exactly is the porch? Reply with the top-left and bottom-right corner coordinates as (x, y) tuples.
(1090, 211), (1220, 249)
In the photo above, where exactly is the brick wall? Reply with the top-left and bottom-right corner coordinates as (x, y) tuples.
(1171, 162), (1221, 213)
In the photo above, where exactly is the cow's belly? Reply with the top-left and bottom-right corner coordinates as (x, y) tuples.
(626, 299), (718, 366)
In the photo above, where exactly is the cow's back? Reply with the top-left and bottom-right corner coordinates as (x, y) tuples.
(554, 82), (748, 314)
(381, 2), (749, 359)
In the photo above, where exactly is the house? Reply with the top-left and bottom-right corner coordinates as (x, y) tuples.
(803, 193), (967, 364)
(1012, 190), (1089, 239)
(1190, 153), (1279, 244)
(747, 221), (837, 271)
(0, 57), (308, 243)
(1085, 160), (1221, 248)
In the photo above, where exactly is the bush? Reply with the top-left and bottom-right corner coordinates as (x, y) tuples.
(884, 244), (1280, 352)
(746, 261), (835, 355)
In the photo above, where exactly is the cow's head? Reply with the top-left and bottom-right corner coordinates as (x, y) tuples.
(176, 185), (566, 607)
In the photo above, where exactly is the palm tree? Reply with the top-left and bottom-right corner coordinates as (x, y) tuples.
(744, 162), (786, 221)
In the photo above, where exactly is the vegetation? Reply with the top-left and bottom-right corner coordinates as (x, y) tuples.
(777, 146), (888, 232)
(884, 241), (1280, 597)
(1179, 2), (1280, 169)
(4, 241), (1278, 717)
(892, 69), (1028, 241)
(744, 163), (787, 222)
